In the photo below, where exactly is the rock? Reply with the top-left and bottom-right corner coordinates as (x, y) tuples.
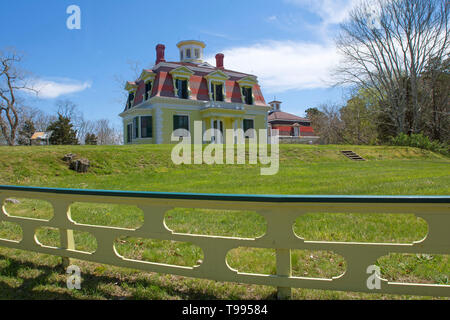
(5, 198), (20, 204)
(69, 158), (90, 173)
(63, 153), (77, 162)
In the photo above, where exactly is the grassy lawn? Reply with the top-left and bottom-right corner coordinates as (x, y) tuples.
(0, 144), (448, 299)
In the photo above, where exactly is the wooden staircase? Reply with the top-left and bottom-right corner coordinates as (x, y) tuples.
(341, 150), (366, 161)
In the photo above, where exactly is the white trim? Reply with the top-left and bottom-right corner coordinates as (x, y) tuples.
(155, 106), (163, 144)
(153, 62), (254, 78)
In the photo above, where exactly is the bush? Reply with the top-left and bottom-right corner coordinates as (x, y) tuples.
(390, 133), (449, 156)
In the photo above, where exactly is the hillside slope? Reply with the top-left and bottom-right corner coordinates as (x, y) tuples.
(0, 144), (448, 195)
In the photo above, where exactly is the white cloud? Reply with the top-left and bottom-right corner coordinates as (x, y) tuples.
(26, 78), (92, 99)
(284, 0), (360, 25)
(206, 40), (339, 93)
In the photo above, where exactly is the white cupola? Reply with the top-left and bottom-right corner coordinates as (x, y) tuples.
(177, 40), (206, 63)
(268, 100), (282, 112)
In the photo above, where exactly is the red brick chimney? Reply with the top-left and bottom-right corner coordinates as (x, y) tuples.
(155, 44), (166, 65)
(215, 53), (224, 69)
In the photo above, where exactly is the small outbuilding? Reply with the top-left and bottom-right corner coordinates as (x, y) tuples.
(267, 101), (319, 144)
(30, 131), (53, 146)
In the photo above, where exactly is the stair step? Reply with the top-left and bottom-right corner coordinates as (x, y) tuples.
(340, 150), (366, 161)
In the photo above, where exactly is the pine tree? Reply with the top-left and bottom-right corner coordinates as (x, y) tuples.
(47, 114), (79, 145)
(18, 119), (36, 145)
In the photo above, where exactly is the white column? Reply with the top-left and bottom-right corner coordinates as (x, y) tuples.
(234, 118), (238, 144)
(202, 120), (205, 143)
(210, 118), (215, 143)
(217, 119), (221, 144)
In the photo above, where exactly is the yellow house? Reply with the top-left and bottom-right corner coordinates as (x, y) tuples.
(119, 40), (270, 144)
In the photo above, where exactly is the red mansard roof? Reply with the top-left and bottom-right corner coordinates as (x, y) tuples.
(268, 111), (309, 122)
(125, 62), (267, 110)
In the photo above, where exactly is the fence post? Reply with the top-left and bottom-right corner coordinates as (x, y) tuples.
(60, 229), (75, 267)
(276, 248), (292, 299)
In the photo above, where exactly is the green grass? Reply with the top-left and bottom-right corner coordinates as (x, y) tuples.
(0, 144), (448, 300)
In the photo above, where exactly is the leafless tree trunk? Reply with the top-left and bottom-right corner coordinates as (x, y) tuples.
(95, 119), (122, 145)
(0, 49), (35, 146)
(335, 0), (449, 136)
(315, 103), (347, 144)
(113, 60), (143, 105)
(18, 105), (56, 132)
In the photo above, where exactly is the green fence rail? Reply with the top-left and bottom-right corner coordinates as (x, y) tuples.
(0, 185), (449, 299)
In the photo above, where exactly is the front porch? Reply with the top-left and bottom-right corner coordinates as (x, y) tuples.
(200, 105), (247, 144)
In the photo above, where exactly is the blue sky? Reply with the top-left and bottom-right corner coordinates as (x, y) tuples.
(1, 0), (357, 129)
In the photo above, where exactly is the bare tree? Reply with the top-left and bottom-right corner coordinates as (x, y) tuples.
(0, 49), (36, 145)
(54, 99), (92, 143)
(77, 119), (96, 145)
(335, 0), (449, 136)
(95, 119), (122, 145)
(307, 104), (347, 144)
(113, 60), (143, 105)
(17, 105), (56, 132)
(55, 99), (83, 126)
(318, 104), (347, 144)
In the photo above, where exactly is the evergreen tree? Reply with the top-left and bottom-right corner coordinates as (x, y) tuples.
(47, 114), (79, 145)
(84, 133), (97, 145)
(18, 119), (36, 145)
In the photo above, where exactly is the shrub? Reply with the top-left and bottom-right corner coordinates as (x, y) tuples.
(390, 133), (449, 156)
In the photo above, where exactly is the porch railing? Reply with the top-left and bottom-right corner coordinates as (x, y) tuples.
(0, 185), (449, 299)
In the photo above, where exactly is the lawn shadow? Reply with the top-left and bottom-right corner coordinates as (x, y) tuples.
(0, 253), (276, 300)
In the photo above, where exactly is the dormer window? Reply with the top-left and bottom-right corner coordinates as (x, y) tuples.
(127, 91), (135, 109)
(237, 76), (257, 106)
(133, 70), (156, 105)
(176, 79), (189, 99)
(170, 66), (194, 100)
(242, 87), (253, 105)
(144, 81), (152, 100)
(211, 83), (224, 101)
(205, 70), (229, 103)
